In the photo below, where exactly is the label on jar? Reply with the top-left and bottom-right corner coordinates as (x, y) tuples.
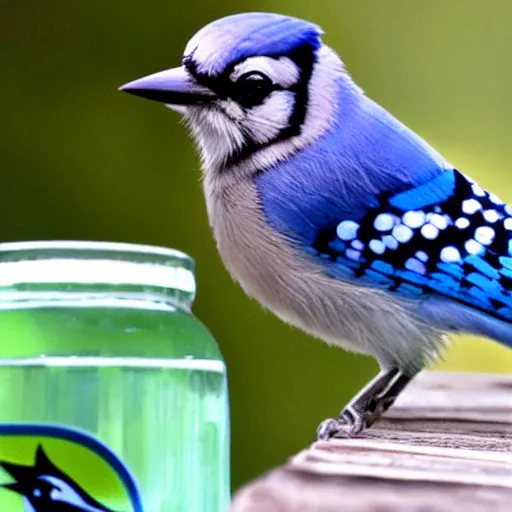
(0, 424), (143, 511)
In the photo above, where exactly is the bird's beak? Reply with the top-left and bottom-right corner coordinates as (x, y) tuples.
(119, 66), (215, 106)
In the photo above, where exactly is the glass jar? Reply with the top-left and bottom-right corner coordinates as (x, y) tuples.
(0, 241), (230, 512)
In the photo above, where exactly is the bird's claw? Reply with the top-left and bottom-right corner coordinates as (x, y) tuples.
(316, 407), (365, 440)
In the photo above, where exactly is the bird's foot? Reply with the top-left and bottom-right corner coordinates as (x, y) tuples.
(316, 406), (365, 440)
(316, 368), (415, 440)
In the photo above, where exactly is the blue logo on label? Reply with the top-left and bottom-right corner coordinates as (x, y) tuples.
(0, 424), (144, 512)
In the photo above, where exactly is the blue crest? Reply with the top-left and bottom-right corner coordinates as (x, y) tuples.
(185, 13), (323, 75)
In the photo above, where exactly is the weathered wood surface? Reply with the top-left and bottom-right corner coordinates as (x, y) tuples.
(230, 371), (512, 512)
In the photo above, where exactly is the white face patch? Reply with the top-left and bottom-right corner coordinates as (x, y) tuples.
(188, 45), (344, 180)
(183, 106), (245, 171)
(218, 99), (245, 121)
(180, 54), (302, 169)
(183, 87), (296, 168)
(229, 56), (300, 88)
(184, 26), (240, 76)
(244, 90), (295, 144)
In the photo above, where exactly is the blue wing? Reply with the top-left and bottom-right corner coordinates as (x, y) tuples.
(307, 168), (512, 322)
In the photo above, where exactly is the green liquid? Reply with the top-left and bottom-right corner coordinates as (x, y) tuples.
(0, 303), (230, 511)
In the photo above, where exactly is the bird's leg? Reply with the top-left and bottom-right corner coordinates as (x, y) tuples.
(317, 367), (414, 440)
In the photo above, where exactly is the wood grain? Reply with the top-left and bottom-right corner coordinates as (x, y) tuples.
(230, 371), (512, 512)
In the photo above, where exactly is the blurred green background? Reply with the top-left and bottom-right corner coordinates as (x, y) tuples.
(2, 0), (512, 492)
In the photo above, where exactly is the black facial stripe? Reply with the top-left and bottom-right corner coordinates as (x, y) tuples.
(225, 43), (317, 167)
(185, 56), (285, 102)
(282, 43), (316, 137)
(183, 43), (318, 166)
(182, 54), (219, 92)
(184, 44), (314, 102)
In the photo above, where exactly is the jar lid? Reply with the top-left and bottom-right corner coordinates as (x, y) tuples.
(0, 240), (196, 307)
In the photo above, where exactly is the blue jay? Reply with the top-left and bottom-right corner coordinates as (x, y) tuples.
(120, 13), (512, 439)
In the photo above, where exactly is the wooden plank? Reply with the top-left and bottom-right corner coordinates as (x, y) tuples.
(230, 371), (512, 512)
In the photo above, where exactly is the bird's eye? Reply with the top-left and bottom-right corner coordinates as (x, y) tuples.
(233, 71), (273, 108)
